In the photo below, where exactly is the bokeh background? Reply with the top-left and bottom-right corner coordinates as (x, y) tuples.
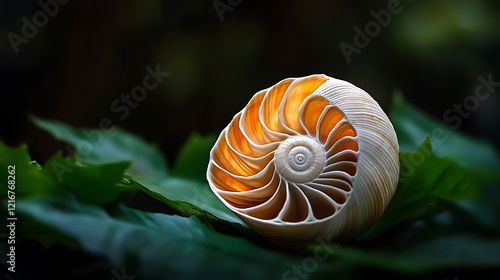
(1, 0), (499, 164)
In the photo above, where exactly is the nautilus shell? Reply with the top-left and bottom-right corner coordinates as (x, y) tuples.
(207, 74), (399, 248)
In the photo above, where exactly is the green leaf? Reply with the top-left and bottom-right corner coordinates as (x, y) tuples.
(457, 184), (500, 230)
(0, 141), (134, 204)
(0, 141), (61, 197)
(32, 116), (168, 180)
(317, 234), (500, 275)
(171, 133), (216, 182)
(32, 117), (241, 226)
(140, 133), (245, 226)
(390, 93), (500, 178)
(361, 136), (475, 239)
(16, 197), (297, 280)
(44, 153), (133, 204)
(133, 177), (245, 227)
(309, 199), (500, 275)
(16, 196), (500, 279)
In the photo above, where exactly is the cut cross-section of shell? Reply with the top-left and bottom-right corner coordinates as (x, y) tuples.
(207, 74), (399, 249)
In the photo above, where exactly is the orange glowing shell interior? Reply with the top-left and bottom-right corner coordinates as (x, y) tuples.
(207, 74), (399, 248)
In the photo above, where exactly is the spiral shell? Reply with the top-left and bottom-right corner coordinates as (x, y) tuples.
(207, 74), (399, 248)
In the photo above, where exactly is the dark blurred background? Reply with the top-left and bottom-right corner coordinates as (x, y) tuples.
(1, 0), (499, 164)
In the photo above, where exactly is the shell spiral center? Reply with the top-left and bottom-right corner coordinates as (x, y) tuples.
(274, 135), (325, 183)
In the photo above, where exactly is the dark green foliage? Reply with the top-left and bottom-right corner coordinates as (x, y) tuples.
(1, 96), (499, 279)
